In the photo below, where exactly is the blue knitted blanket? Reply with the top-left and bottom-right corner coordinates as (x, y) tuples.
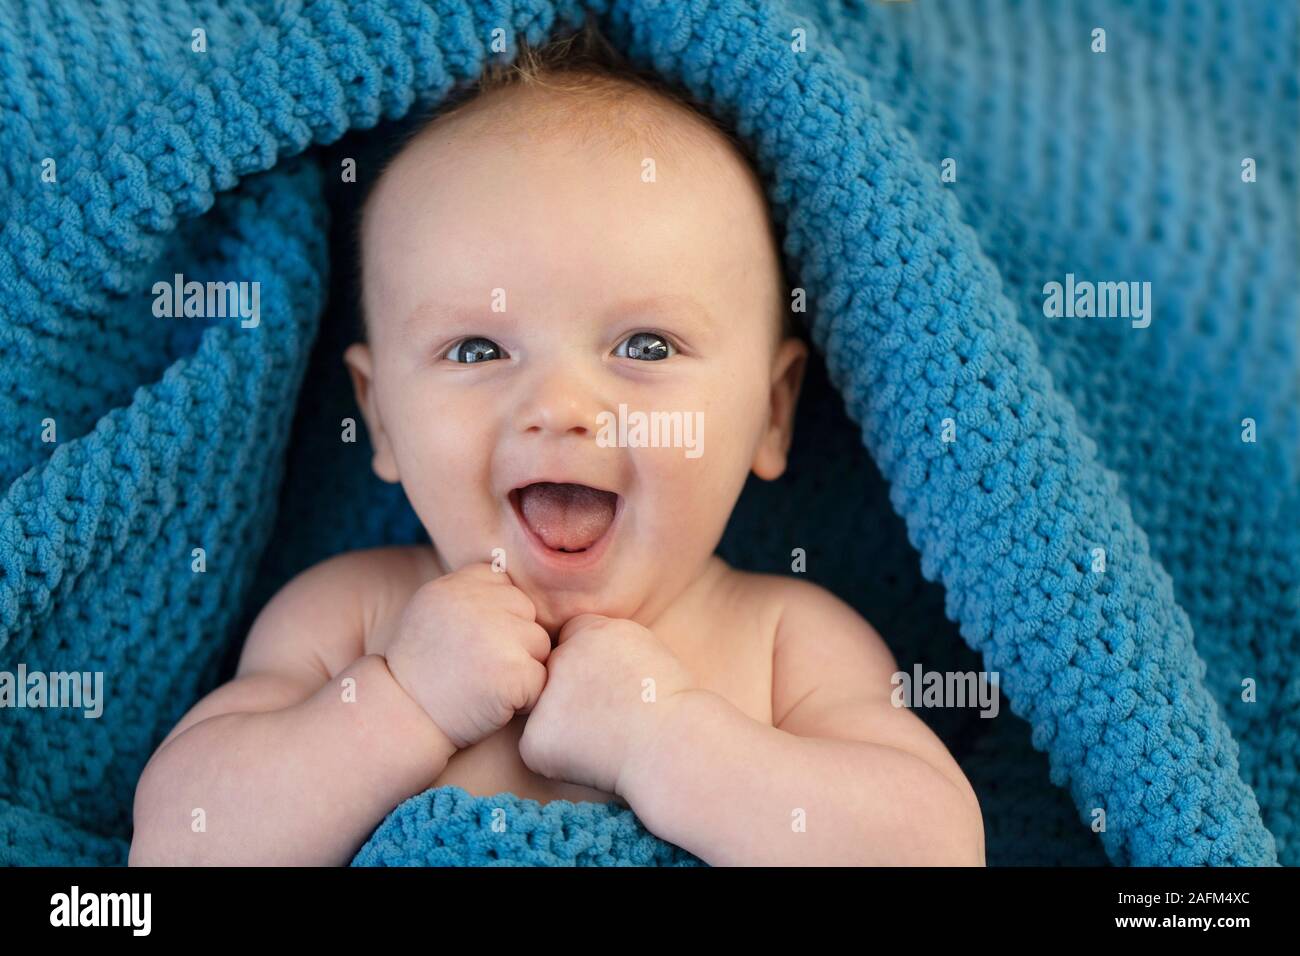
(1, 0), (1294, 867)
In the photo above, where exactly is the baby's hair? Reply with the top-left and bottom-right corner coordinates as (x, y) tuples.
(352, 13), (797, 345)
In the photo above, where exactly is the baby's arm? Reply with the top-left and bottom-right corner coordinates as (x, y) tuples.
(620, 577), (985, 866)
(128, 549), (456, 866)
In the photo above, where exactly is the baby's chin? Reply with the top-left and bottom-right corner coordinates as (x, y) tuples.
(527, 589), (625, 640)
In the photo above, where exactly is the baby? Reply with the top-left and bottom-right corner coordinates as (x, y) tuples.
(129, 21), (984, 867)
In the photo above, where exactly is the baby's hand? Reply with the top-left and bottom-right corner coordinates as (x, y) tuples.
(383, 562), (551, 750)
(519, 614), (697, 797)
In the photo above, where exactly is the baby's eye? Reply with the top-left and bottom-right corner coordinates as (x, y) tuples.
(447, 337), (507, 364)
(613, 331), (675, 361)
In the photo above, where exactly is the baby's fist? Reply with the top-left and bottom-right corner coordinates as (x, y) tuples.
(385, 562), (551, 750)
(519, 614), (696, 797)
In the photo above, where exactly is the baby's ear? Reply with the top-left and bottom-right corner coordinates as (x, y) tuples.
(343, 342), (400, 483)
(751, 336), (809, 481)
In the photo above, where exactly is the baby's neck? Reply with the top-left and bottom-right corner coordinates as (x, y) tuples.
(628, 553), (732, 651)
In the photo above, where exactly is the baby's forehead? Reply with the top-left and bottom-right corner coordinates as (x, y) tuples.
(357, 81), (784, 338)
(366, 80), (759, 227)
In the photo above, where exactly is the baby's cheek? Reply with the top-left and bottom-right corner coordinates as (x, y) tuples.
(653, 455), (738, 535)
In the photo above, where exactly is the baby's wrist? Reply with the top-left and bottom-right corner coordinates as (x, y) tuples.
(617, 688), (713, 811)
(358, 654), (458, 776)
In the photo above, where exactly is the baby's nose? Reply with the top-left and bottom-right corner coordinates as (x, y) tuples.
(513, 362), (603, 438)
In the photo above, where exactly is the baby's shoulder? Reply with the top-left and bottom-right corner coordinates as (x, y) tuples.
(714, 568), (900, 734)
(723, 565), (875, 631)
(277, 543), (437, 607)
(725, 566), (894, 673)
(241, 544), (440, 680)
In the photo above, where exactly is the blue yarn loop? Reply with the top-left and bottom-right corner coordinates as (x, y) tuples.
(0, 0), (1293, 866)
(350, 786), (703, 867)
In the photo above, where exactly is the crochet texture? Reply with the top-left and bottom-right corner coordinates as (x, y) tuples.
(0, 0), (1294, 866)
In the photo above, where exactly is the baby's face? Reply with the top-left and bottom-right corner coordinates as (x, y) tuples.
(347, 87), (806, 637)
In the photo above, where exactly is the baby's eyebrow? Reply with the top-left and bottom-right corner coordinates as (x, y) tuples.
(401, 300), (484, 336)
(609, 293), (714, 331)
(400, 293), (714, 335)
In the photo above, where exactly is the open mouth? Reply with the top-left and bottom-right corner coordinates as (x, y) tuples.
(508, 482), (620, 554)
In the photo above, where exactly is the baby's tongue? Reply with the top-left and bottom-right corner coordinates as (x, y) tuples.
(519, 482), (617, 552)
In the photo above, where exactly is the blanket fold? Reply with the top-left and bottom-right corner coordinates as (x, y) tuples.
(1, 0), (1294, 867)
